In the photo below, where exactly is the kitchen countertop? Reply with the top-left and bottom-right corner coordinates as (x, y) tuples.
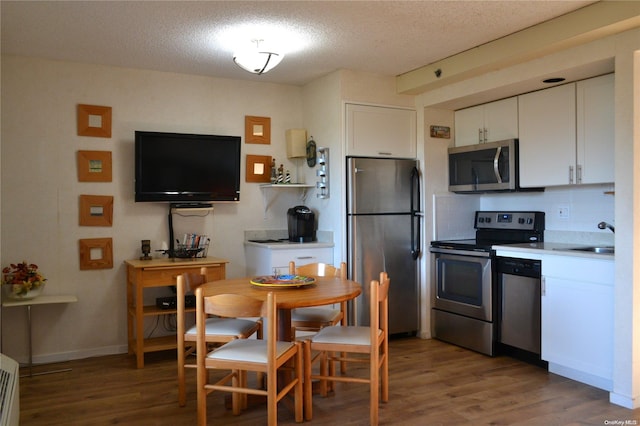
(243, 229), (334, 249)
(243, 239), (334, 249)
(493, 242), (615, 259)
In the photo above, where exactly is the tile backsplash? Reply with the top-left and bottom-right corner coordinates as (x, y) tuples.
(433, 184), (615, 244)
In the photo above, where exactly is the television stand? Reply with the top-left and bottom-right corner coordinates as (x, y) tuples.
(124, 257), (228, 368)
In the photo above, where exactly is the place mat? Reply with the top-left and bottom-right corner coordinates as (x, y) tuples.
(250, 275), (316, 288)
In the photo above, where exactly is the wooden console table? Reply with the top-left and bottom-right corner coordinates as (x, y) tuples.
(124, 257), (228, 368)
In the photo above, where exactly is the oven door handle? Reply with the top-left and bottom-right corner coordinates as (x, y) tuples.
(493, 146), (503, 184)
(430, 247), (491, 258)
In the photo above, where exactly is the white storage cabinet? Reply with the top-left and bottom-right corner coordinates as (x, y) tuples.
(541, 254), (614, 391)
(244, 244), (334, 276)
(518, 74), (614, 187)
(454, 97), (518, 146)
(345, 103), (416, 158)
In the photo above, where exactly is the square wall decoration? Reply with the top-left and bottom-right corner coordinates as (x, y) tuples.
(79, 195), (113, 227)
(245, 116), (271, 144)
(246, 154), (272, 183)
(79, 238), (113, 270)
(77, 150), (112, 182)
(77, 104), (112, 138)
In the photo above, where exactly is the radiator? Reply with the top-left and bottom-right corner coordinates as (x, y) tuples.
(0, 354), (19, 426)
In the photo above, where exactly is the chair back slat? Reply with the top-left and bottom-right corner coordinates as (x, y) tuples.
(203, 293), (266, 318)
(289, 261), (347, 280)
(178, 267), (208, 294)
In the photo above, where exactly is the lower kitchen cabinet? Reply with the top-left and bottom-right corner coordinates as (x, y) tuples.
(244, 243), (334, 276)
(541, 255), (614, 390)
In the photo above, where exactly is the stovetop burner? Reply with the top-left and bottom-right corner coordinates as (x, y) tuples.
(431, 211), (545, 252)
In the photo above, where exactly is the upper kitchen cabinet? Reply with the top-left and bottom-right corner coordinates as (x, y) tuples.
(518, 83), (576, 187)
(576, 74), (615, 184)
(454, 97), (518, 146)
(345, 103), (416, 158)
(518, 74), (614, 188)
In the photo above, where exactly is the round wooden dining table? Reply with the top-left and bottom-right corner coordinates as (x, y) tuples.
(198, 275), (362, 341)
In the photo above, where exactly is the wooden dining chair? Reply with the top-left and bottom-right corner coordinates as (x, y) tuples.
(176, 268), (262, 407)
(195, 289), (303, 426)
(289, 261), (348, 335)
(303, 271), (390, 425)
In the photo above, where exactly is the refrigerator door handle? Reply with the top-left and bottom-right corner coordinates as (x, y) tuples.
(410, 166), (421, 260)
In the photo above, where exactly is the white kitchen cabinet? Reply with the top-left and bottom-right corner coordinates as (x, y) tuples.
(345, 103), (416, 158)
(518, 82), (576, 187)
(244, 243), (334, 276)
(454, 97), (518, 146)
(576, 73), (615, 184)
(518, 74), (614, 187)
(541, 254), (614, 391)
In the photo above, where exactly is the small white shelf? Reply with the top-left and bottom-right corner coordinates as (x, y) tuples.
(259, 184), (314, 215)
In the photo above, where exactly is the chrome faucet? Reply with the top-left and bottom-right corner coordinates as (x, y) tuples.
(598, 221), (615, 233)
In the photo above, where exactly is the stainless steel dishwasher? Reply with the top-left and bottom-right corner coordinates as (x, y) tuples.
(497, 257), (542, 355)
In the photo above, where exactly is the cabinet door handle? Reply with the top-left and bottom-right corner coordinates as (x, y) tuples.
(483, 128), (488, 143)
(541, 276), (546, 296)
(576, 165), (582, 184)
(296, 256), (315, 260)
(478, 128), (483, 144)
(569, 166), (574, 184)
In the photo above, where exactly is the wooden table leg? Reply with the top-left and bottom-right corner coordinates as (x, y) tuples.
(277, 309), (292, 341)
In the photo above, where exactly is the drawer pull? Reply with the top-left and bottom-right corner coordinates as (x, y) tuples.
(296, 256), (315, 260)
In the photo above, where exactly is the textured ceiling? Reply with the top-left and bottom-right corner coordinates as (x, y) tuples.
(1, 1), (597, 86)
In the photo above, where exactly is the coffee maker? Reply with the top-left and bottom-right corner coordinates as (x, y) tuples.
(287, 205), (316, 242)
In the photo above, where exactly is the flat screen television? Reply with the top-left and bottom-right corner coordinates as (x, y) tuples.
(134, 131), (241, 203)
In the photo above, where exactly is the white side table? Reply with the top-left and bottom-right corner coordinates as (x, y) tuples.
(2, 294), (78, 377)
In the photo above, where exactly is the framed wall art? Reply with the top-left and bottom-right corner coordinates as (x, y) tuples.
(77, 104), (112, 138)
(245, 116), (271, 144)
(77, 150), (112, 182)
(245, 154), (272, 183)
(79, 237), (113, 270)
(79, 195), (114, 227)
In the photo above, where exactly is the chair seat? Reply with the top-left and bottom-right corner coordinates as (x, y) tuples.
(312, 325), (381, 346)
(292, 307), (341, 323)
(185, 317), (258, 337)
(207, 339), (295, 363)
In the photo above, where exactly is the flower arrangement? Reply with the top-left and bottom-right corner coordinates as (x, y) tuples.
(2, 261), (47, 298)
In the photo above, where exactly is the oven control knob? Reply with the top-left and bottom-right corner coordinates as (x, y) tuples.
(527, 218), (534, 224)
(478, 217), (485, 223)
(518, 218), (525, 224)
(485, 217), (491, 223)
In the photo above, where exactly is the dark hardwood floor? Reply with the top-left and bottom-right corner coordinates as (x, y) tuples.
(18, 337), (640, 425)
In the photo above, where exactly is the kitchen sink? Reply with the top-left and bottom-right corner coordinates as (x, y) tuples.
(568, 246), (615, 254)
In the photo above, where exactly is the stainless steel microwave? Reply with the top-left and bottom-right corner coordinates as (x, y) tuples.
(448, 139), (532, 193)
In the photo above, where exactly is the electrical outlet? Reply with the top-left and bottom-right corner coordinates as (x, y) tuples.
(558, 205), (570, 219)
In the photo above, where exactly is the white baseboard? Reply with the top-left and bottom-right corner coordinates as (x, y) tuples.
(26, 344), (128, 366)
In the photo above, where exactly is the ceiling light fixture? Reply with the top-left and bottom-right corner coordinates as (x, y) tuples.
(233, 39), (283, 75)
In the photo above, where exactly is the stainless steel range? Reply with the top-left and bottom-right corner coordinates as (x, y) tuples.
(430, 211), (544, 356)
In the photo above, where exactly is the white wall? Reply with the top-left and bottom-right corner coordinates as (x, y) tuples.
(0, 59), (417, 364)
(0, 56), (306, 363)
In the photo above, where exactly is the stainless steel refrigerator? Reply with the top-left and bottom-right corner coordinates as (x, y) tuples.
(346, 157), (421, 335)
